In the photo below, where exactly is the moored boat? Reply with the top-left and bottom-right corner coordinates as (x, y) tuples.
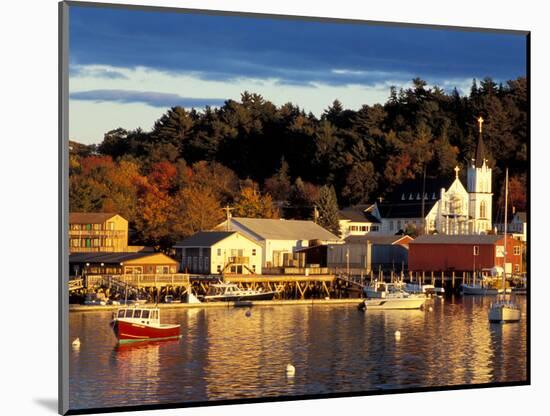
(203, 282), (277, 302)
(488, 300), (521, 323)
(110, 307), (181, 344)
(361, 281), (426, 310)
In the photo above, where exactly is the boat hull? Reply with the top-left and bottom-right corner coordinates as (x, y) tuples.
(363, 297), (426, 310)
(111, 319), (181, 344)
(488, 305), (521, 323)
(204, 291), (276, 302)
(461, 284), (500, 296)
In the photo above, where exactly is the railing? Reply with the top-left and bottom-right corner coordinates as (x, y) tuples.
(68, 278), (83, 291)
(69, 229), (127, 237)
(86, 273), (190, 288)
(70, 247), (119, 253)
(228, 256), (249, 265)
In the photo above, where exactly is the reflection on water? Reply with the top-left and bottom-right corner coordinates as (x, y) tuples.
(69, 296), (527, 410)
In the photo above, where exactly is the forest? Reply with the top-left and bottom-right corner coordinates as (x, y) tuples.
(69, 77), (528, 250)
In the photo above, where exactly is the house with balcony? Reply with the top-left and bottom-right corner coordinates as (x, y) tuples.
(69, 213), (128, 253)
(215, 217), (341, 268)
(174, 231), (262, 275)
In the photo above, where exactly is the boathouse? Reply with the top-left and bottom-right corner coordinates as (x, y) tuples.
(69, 252), (179, 277)
(408, 234), (524, 274)
(298, 235), (412, 274)
(216, 217), (341, 268)
(174, 231), (262, 275)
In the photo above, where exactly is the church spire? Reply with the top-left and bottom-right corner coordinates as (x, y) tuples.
(474, 116), (486, 168)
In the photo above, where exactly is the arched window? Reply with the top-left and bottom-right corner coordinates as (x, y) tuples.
(480, 201), (486, 219)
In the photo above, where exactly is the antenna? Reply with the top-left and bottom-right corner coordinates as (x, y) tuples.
(222, 205), (234, 231)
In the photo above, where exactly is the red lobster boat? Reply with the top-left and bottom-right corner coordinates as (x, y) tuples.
(110, 307), (181, 344)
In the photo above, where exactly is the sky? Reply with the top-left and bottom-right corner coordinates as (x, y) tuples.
(68, 5), (527, 144)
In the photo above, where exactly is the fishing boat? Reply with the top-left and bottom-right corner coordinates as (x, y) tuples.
(110, 307), (181, 344)
(461, 280), (503, 296)
(488, 168), (521, 323)
(404, 283), (445, 296)
(203, 282), (277, 302)
(360, 281), (426, 310)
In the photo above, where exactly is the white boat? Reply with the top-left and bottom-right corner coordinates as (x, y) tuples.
(488, 300), (521, 323)
(404, 283), (444, 296)
(361, 281), (426, 310)
(203, 282), (277, 302)
(461, 283), (502, 296)
(488, 168), (520, 323)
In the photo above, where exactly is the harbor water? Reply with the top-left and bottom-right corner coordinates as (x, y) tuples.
(69, 296), (527, 411)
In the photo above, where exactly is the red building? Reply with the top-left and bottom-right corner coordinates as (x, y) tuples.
(409, 234), (523, 274)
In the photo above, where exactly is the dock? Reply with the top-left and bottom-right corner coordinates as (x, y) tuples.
(69, 298), (363, 312)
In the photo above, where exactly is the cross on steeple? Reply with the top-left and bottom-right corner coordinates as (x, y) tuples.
(454, 165), (460, 179)
(477, 116), (484, 134)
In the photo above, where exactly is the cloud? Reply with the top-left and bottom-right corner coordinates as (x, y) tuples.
(70, 65), (128, 80)
(69, 89), (226, 108)
(69, 6), (526, 88)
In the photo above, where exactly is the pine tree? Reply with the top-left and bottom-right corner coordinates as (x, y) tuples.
(316, 185), (340, 236)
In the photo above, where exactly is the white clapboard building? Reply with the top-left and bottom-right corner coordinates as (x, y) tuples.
(174, 231), (262, 275)
(216, 217), (341, 268)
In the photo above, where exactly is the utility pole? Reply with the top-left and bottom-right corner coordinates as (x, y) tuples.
(221, 205), (233, 232)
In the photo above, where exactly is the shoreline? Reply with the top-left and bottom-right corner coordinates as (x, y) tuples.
(69, 298), (364, 312)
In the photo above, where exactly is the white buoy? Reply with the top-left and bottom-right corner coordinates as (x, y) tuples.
(428, 306), (433, 312)
(394, 330), (401, 340)
(72, 338), (81, 348)
(286, 364), (295, 377)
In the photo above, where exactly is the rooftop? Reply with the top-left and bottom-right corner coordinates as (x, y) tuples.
(227, 217), (340, 241)
(69, 212), (123, 224)
(339, 204), (380, 223)
(174, 231), (251, 247)
(410, 234), (503, 245)
(345, 235), (413, 246)
(69, 251), (177, 264)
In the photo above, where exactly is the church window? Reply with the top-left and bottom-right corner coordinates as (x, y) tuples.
(416, 193), (420, 200)
(409, 194), (413, 200)
(401, 193), (405, 200)
(480, 201), (487, 219)
(432, 192), (436, 200)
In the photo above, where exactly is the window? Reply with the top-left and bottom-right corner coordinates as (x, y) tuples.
(480, 201), (486, 219)
(513, 246), (520, 256)
(141, 310), (150, 319)
(371, 225), (379, 232)
(397, 220), (401, 230)
(389, 221), (394, 231)
(217, 248), (222, 256)
(217, 265), (222, 273)
(134, 310), (142, 319)
(252, 249), (256, 256)
(118, 310), (125, 318)
(473, 246), (480, 256)
(252, 265), (256, 271)
(515, 264), (520, 272)
(125, 310), (134, 318)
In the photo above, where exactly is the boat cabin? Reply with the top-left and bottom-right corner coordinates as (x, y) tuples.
(115, 308), (160, 325)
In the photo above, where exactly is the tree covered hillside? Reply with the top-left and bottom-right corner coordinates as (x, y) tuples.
(70, 77), (528, 250)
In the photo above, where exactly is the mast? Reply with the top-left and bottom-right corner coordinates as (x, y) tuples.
(503, 168), (508, 293)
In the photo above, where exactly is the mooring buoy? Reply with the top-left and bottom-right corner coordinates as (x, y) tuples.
(394, 330), (401, 340)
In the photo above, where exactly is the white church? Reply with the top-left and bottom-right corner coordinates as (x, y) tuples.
(339, 117), (493, 237)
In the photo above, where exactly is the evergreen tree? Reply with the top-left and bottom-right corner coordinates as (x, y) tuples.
(316, 185), (340, 236)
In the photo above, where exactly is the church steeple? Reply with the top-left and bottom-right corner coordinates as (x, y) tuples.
(474, 116), (486, 168)
(467, 115), (493, 234)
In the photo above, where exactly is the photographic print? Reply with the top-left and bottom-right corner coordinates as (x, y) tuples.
(60, 1), (529, 414)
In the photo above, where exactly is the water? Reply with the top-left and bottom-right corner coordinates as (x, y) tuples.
(69, 296), (527, 411)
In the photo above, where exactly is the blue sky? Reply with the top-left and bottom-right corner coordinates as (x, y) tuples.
(69, 5), (527, 144)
